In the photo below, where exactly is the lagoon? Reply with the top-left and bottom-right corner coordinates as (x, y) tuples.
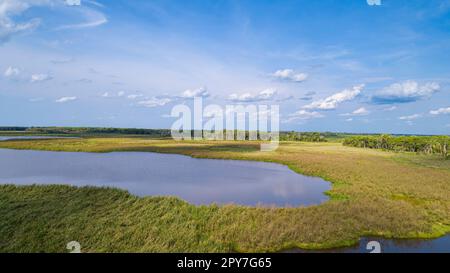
(0, 148), (331, 206)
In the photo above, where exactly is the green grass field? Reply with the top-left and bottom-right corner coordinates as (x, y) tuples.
(0, 137), (449, 252)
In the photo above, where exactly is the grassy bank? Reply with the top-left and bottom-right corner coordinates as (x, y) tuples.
(0, 138), (449, 252)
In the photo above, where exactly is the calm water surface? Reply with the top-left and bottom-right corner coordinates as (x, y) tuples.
(286, 235), (450, 253)
(0, 148), (331, 206)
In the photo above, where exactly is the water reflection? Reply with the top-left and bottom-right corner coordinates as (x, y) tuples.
(0, 149), (330, 206)
(285, 236), (450, 253)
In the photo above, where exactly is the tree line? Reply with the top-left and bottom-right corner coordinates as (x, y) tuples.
(280, 132), (328, 142)
(0, 127), (172, 137)
(0, 127), (331, 142)
(343, 134), (449, 158)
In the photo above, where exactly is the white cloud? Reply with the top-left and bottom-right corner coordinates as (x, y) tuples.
(399, 114), (422, 120)
(0, 0), (107, 43)
(56, 96), (77, 103)
(284, 110), (324, 123)
(84, 0), (104, 8)
(367, 0), (382, 6)
(138, 97), (172, 108)
(65, 0), (81, 6)
(341, 107), (370, 116)
(272, 69), (308, 82)
(0, 18), (41, 44)
(384, 106), (397, 111)
(57, 1), (108, 30)
(259, 88), (277, 100)
(102, 91), (127, 98)
(0, 0), (86, 43)
(56, 13), (107, 30)
(346, 118), (353, 122)
(372, 81), (440, 104)
(181, 87), (209, 99)
(0, 0), (42, 44)
(4, 66), (21, 77)
(353, 107), (370, 115)
(127, 94), (143, 100)
(31, 73), (52, 82)
(229, 88), (277, 102)
(304, 84), (364, 110)
(430, 107), (450, 115)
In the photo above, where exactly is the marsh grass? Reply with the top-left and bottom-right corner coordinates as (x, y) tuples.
(0, 138), (449, 252)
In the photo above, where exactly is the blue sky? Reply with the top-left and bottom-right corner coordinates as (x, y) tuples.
(0, 0), (449, 134)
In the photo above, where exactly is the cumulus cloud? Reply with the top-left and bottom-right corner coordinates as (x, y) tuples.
(304, 84), (364, 110)
(229, 88), (277, 102)
(284, 110), (324, 123)
(372, 81), (440, 104)
(56, 96), (77, 103)
(430, 107), (450, 115)
(272, 69), (308, 82)
(31, 73), (52, 82)
(4, 66), (21, 77)
(399, 114), (422, 120)
(181, 87), (209, 99)
(341, 107), (370, 116)
(138, 97), (172, 108)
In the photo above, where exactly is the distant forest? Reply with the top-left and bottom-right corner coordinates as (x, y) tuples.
(0, 127), (172, 137)
(343, 135), (449, 158)
(0, 127), (344, 141)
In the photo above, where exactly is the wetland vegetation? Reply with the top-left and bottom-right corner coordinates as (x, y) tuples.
(0, 134), (449, 252)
